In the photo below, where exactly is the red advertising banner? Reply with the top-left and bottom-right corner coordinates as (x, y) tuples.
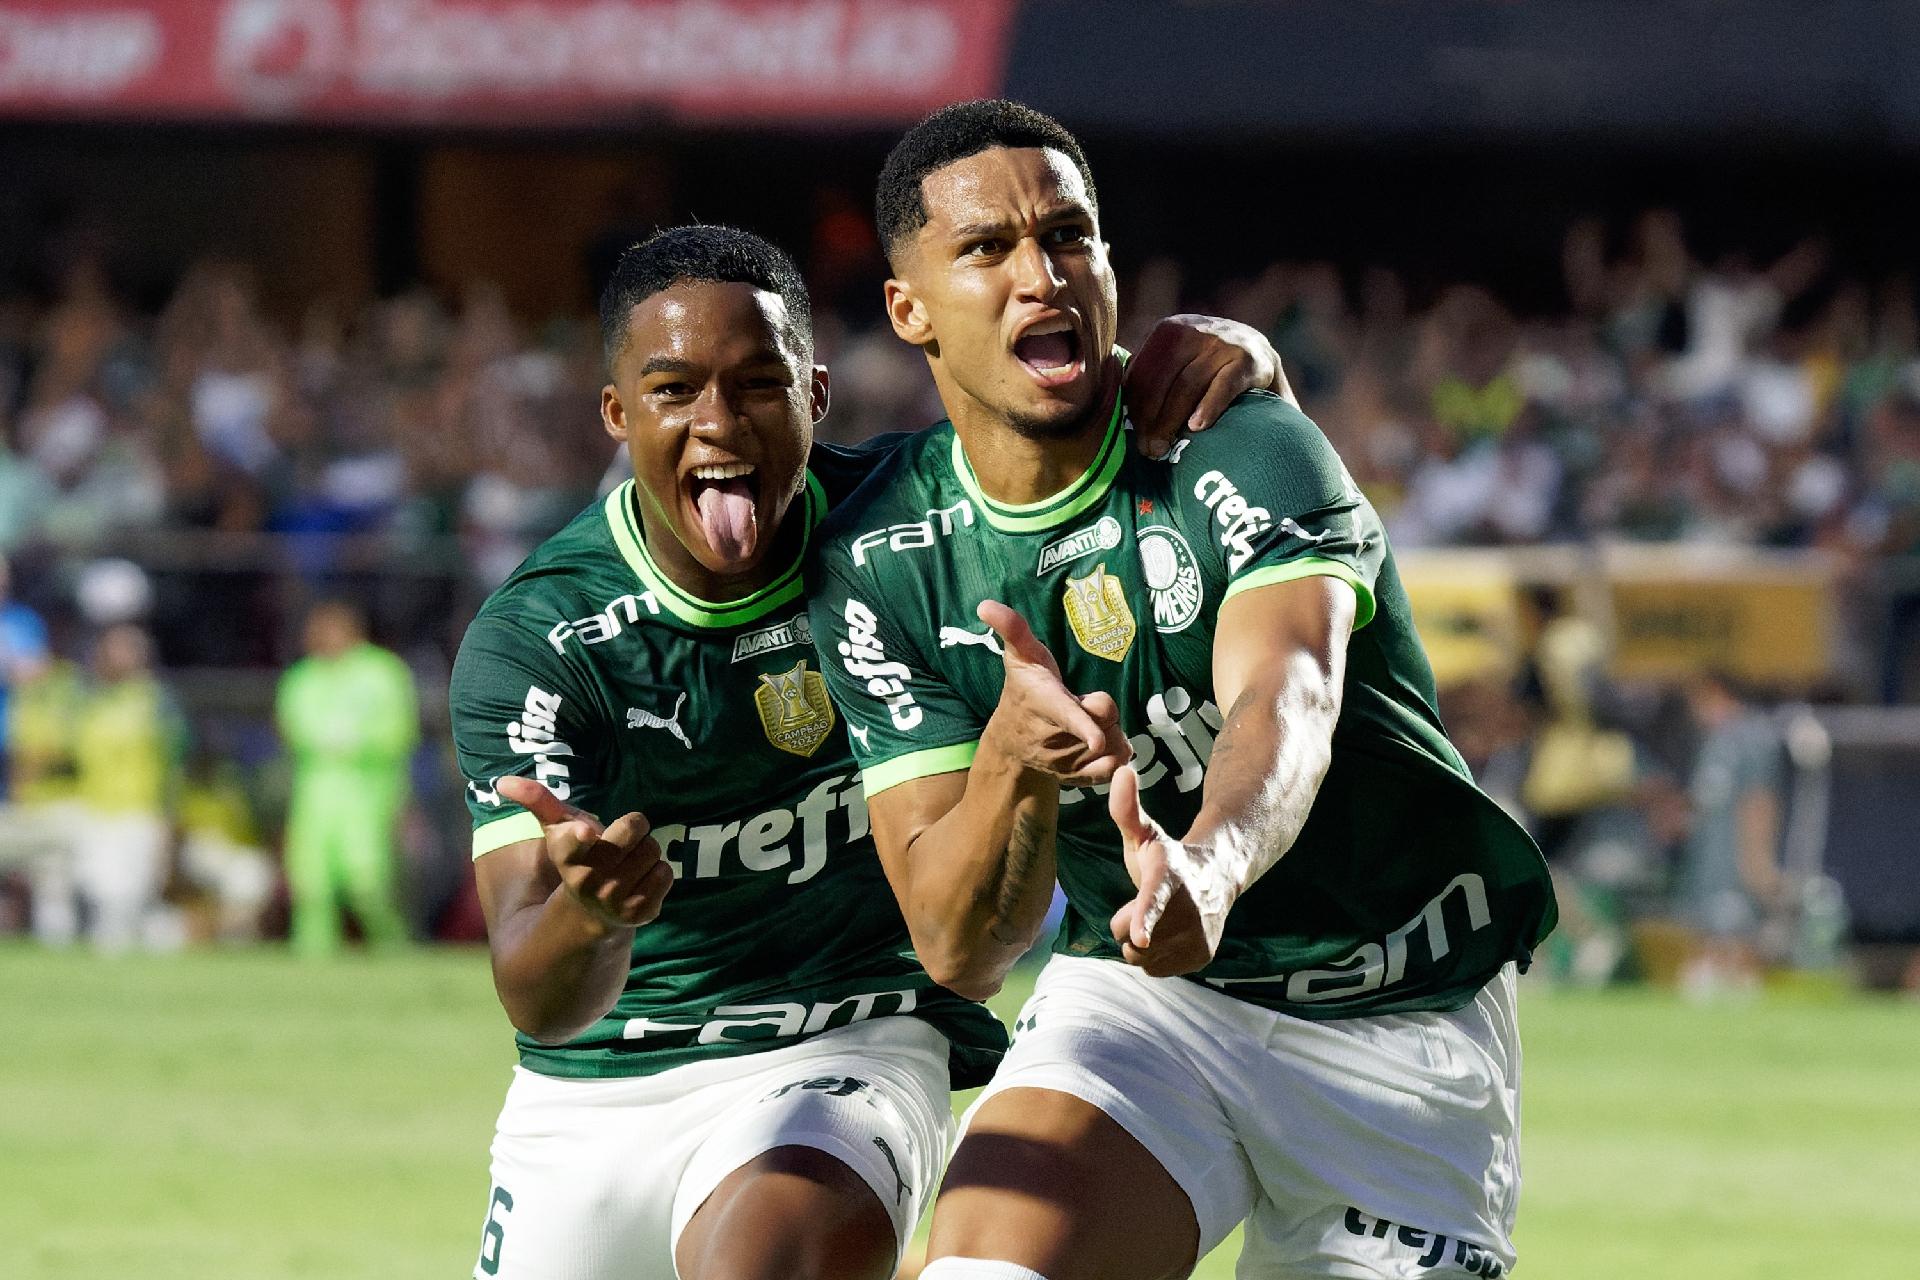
(0, 0), (1015, 125)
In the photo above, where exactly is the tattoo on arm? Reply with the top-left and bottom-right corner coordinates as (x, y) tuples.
(986, 810), (1050, 947)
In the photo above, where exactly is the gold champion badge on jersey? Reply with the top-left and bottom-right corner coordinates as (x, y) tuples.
(754, 659), (837, 757)
(1062, 563), (1136, 662)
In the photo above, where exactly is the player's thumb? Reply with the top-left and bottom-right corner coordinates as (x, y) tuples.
(1107, 764), (1151, 846)
(1122, 852), (1167, 950)
(978, 600), (1053, 670)
(496, 775), (575, 827)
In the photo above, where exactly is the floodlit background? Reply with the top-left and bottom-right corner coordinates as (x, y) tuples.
(2, 2), (1918, 1276)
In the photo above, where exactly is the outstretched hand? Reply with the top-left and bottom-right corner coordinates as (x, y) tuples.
(1124, 315), (1296, 459)
(1107, 764), (1232, 976)
(979, 600), (1131, 785)
(496, 776), (673, 930)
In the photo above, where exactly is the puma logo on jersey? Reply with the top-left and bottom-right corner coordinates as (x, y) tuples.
(506, 686), (574, 800)
(1278, 516), (1333, 546)
(468, 780), (502, 807)
(627, 693), (691, 749)
(938, 625), (1003, 655)
(838, 599), (922, 731)
(849, 724), (870, 749)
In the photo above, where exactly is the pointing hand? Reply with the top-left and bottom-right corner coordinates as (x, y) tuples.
(496, 776), (673, 930)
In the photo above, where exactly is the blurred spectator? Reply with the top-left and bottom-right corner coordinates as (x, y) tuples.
(0, 554), (51, 799)
(174, 751), (276, 944)
(29, 624), (186, 952)
(1675, 670), (1787, 994)
(275, 600), (419, 956)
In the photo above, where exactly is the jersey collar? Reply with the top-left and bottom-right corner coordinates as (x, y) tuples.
(602, 473), (825, 630)
(949, 395), (1126, 534)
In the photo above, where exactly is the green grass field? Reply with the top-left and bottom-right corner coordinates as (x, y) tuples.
(2, 944), (1916, 1279)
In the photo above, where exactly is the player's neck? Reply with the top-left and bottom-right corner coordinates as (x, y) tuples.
(944, 358), (1122, 506)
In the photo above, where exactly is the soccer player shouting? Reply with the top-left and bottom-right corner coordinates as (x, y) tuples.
(449, 225), (1288, 1280)
(809, 102), (1558, 1280)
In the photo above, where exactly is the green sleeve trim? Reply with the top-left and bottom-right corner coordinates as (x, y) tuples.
(1223, 558), (1377, 629)
(472, 811), (542, 860)
(861, 741), (981, 797)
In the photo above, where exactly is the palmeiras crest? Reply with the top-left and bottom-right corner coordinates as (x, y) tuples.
(754, 659), (837, 757)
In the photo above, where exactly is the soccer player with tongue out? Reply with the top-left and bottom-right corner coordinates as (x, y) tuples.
(447, 224), (1292, 1280)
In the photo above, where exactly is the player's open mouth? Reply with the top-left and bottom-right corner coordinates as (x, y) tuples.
(686, 462), (761, 564)
(1012, 317), (1084, 389)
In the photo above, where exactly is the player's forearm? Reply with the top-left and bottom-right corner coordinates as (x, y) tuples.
(1182, 654), (1340, 898)
(489, 890), (635, 1043)
(900, 735), (1060, 999)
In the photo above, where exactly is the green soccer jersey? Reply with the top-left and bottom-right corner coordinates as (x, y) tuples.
(809, 393), (1557, 1019)
(450, 442), (1006, 1085)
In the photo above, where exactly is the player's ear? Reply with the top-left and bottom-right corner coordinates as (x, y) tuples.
(884, 277), (933, 347)
(810, 365), (831, 424)
(600, 384), (629, 443)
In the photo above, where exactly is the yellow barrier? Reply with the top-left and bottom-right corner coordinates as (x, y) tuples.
(1396, 546), (1837, 690)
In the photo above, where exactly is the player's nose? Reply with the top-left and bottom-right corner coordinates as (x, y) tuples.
(687, 385), (752, 441)
(1010, 237), (1065, 303)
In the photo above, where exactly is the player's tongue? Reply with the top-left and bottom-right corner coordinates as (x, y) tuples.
(693, 478), (756, 561)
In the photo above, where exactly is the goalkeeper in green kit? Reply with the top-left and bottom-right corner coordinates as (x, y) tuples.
(276, 599), (418, 955)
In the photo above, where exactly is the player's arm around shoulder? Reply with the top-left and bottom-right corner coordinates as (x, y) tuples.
(451, 614), (669, 1043)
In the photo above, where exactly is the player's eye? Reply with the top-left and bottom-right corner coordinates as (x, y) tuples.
(1045, 224), (1089, 248)
(650, 381), (695, 399)
(964, 237), (1007, 258)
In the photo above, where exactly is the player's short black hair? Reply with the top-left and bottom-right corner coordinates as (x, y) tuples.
(598, 225), (813, 372)
(875, 99), (1098, 265)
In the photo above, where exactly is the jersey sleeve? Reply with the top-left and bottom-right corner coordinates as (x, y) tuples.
(1177, 393), (1383, 628)
(449, 613), (610, 859)
(808, 543), (988, 799)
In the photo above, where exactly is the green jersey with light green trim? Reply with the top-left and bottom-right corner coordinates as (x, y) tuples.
(450, 442), (1006, 1085)
(808, 393), (1556, 1019)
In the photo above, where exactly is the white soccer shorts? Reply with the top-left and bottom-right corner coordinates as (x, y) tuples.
(962, 955), (1522, 1279)
(473, 1016), (953, 1280)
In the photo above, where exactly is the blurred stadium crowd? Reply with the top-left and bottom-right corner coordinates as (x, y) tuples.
(2, 203), (1916, 988)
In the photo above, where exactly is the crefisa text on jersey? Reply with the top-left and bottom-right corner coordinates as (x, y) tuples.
(1192, 469), (1274, 574)
(649, 770), (868, 886)
(505, 685), (576, 800)
(837, 598), (923, 730)
(1060, 685), (1224, 803)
